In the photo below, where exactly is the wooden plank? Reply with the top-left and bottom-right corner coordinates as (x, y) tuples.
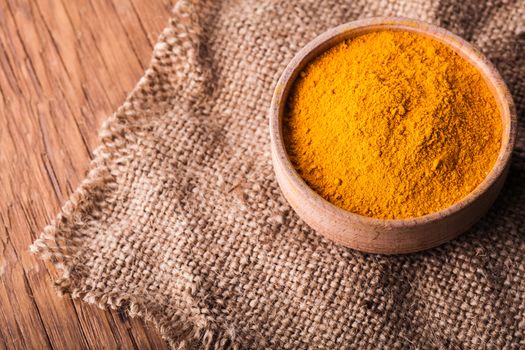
(3, 202), (91, 350)
(0, 217), (50, 350)
(0, 0), (172, 348)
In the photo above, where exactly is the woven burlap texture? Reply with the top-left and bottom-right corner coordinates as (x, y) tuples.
(31, 0), (525, 349)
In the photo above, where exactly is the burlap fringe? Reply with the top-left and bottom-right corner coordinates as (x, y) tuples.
(29, 1), (237, 348)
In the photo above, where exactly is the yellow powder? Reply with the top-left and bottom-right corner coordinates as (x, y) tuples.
(284, 30), (502, 219)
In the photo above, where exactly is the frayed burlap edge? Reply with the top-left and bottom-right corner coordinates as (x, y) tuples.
(29, 1), (235, 349)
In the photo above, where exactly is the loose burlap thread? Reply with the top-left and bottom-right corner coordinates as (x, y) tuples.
(31, 1), (525, 349)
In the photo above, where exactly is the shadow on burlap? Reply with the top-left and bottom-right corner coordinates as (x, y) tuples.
(32, 0), (525, 348)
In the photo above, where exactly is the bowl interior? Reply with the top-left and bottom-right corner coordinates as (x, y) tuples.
(271, 17), (516, 227)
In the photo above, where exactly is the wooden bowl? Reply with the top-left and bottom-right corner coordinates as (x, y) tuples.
(269, 17), (517, 254)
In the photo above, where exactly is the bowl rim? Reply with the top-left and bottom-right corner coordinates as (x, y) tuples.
(269, 16), (517, 228)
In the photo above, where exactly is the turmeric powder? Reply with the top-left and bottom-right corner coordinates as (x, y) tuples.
(284, 30), (502, 219)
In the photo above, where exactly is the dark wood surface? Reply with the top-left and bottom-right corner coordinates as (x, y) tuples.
(0, 0), (173, 348)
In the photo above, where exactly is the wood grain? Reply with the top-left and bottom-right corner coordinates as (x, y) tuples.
(0, 0), (173, 348)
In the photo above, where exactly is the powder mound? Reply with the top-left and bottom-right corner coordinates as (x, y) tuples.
(285, 30), (502, 219)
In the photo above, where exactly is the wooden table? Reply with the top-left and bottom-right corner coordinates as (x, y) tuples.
(0, 1), (173, 348)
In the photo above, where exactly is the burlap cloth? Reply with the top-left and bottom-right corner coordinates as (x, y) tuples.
(31, 0), (525, 349)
